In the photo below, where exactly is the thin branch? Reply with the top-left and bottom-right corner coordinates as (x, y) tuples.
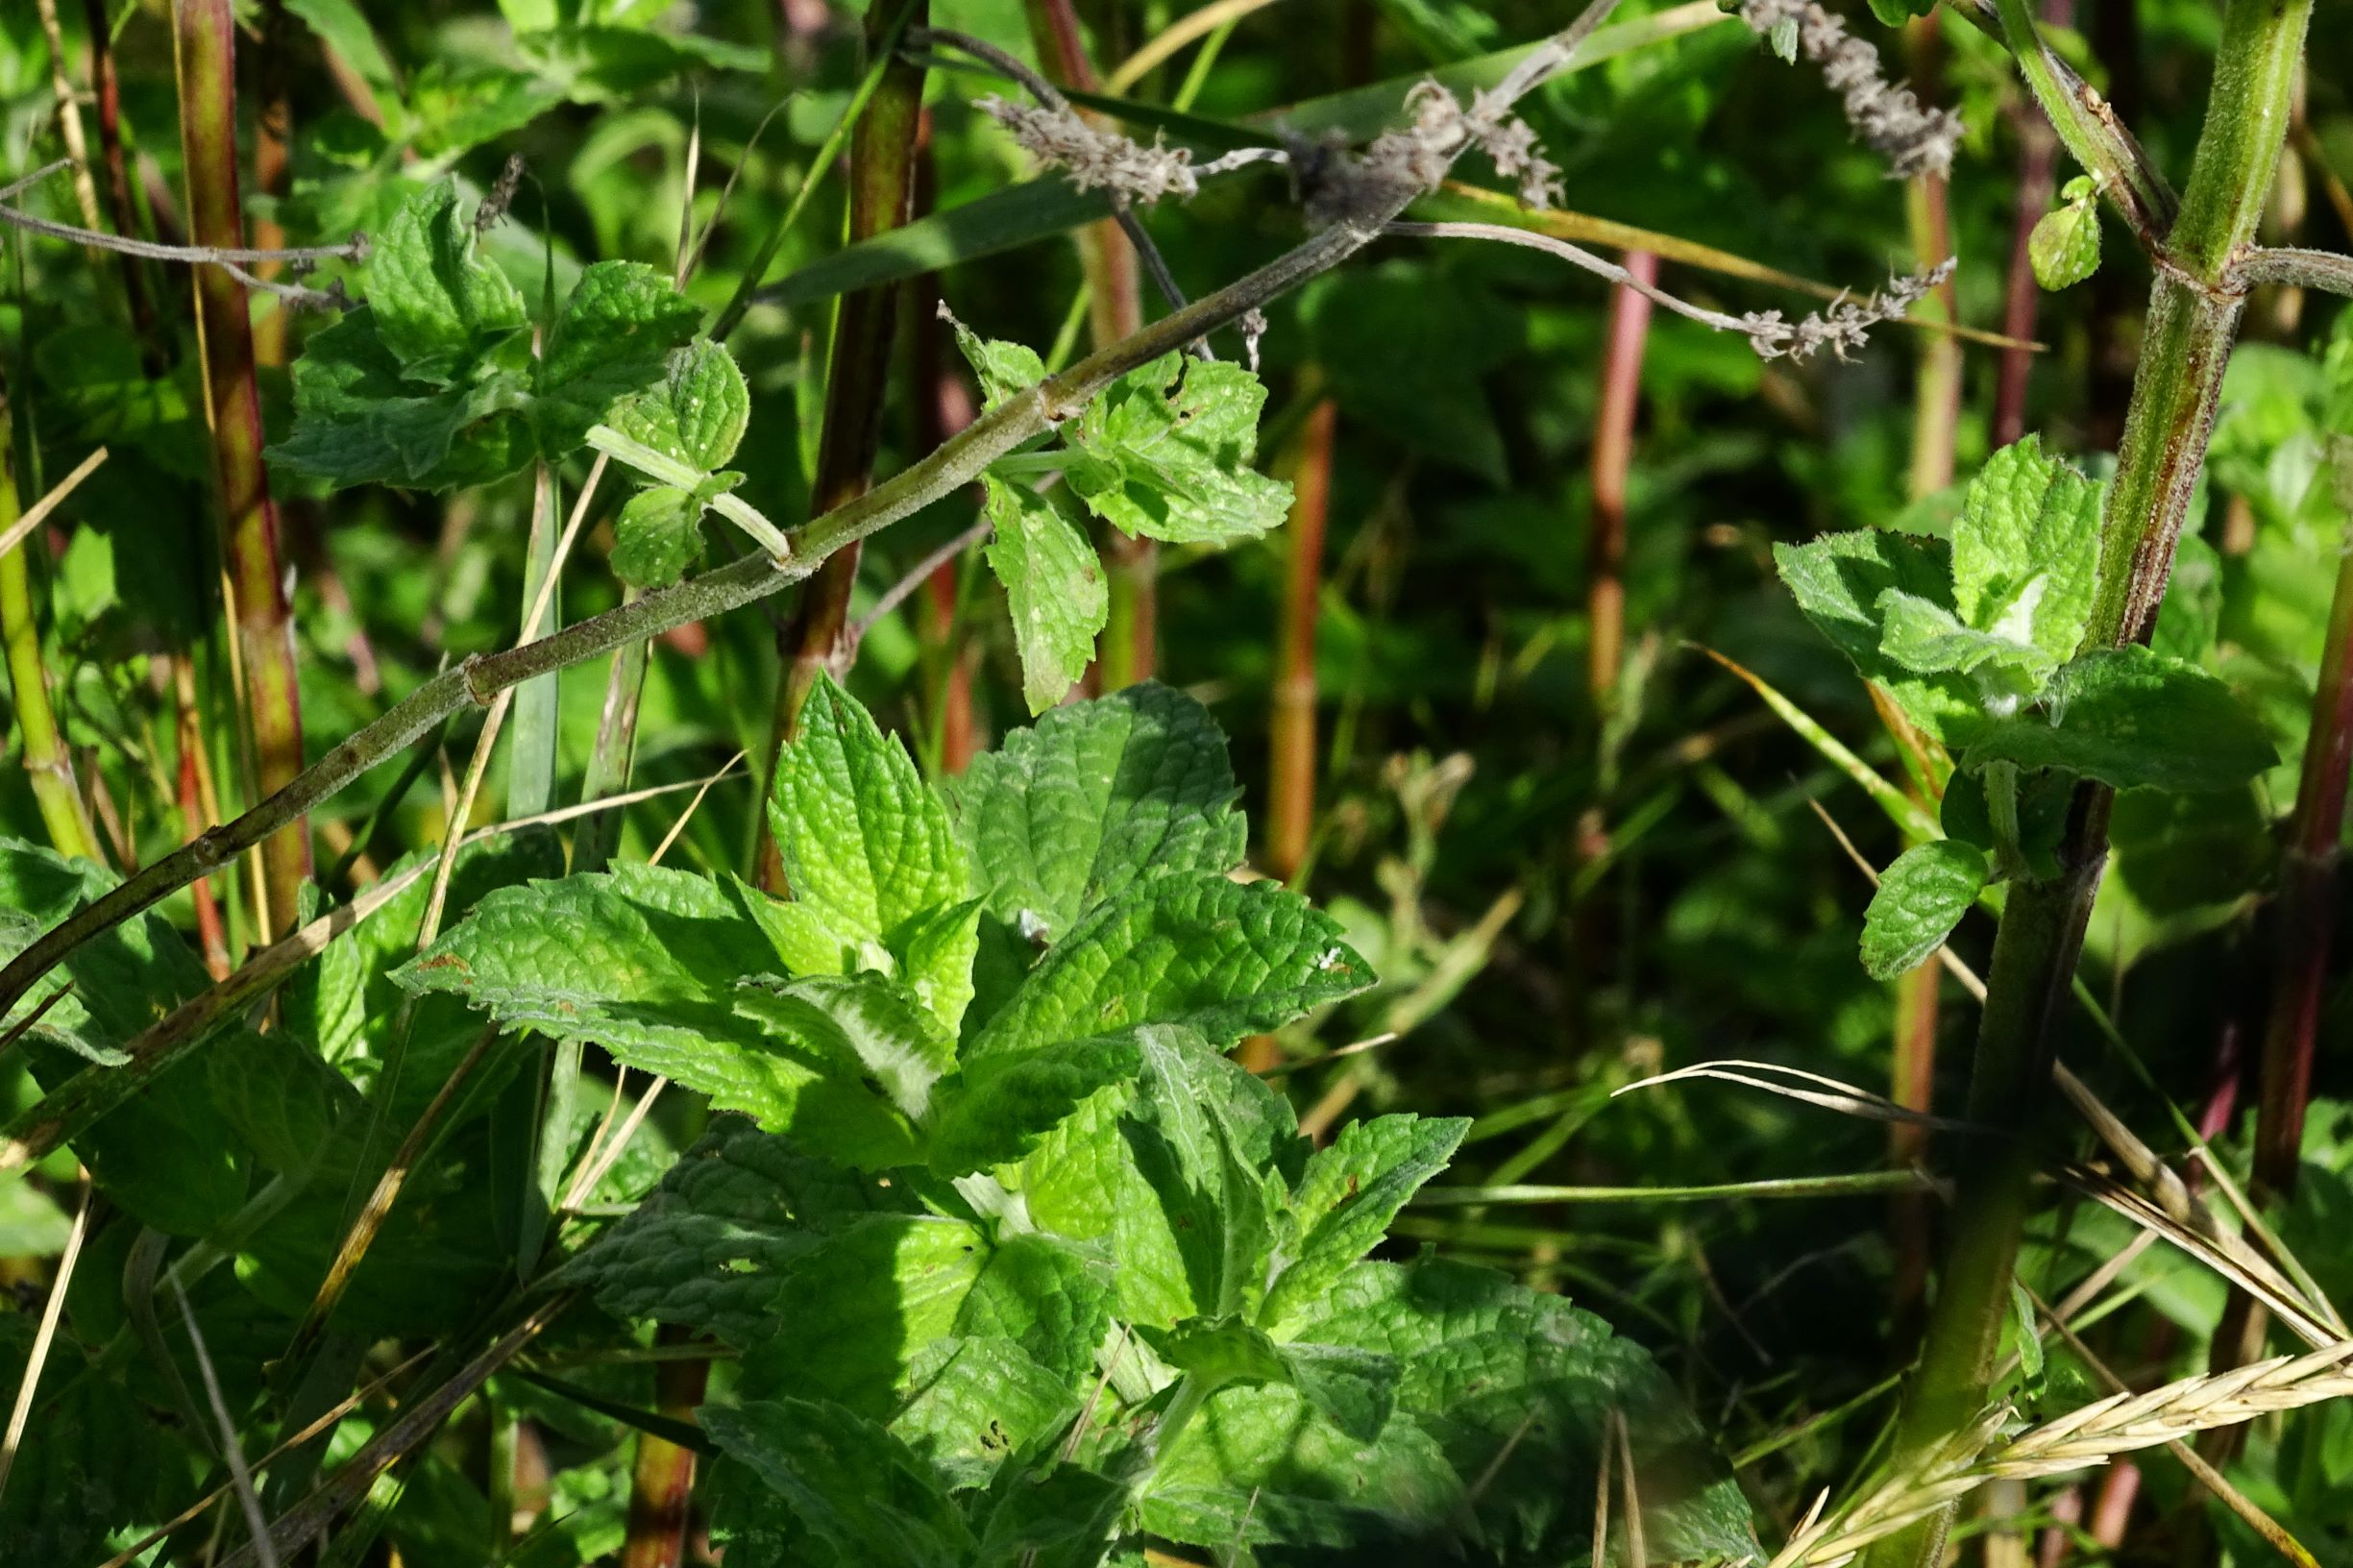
(0, 0), (1630, 1124)
(2241, 245), (2353, 296)
(1389, 219), (1951, 362)
(0, 189), (366, 266)
(851, 513), (994, 643)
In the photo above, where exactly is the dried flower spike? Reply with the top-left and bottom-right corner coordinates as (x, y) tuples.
(1741, 258), (1956, 361)
(977, 95), (1199, 208)
(1738, 0), (1963, 180)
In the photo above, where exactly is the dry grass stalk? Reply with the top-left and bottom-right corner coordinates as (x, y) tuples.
(1768, 1342), (2353, 1566)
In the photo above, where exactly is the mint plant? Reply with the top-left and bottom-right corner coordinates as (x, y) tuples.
(1779, 435), (2275, 979)
(396, 678), (1751, 1564)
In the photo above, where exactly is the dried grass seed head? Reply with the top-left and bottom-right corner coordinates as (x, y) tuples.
(1739, 0), (1963, 181)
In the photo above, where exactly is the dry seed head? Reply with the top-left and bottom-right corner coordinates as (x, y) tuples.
(1737, 0), (1962, 181)
(1766, 1343), (2353, 1566)
(977, 96), (1199, 208)
(1740, 258), (1954, 362)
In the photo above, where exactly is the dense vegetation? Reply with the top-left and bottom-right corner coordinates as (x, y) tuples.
(0, 0), (2347, 1563)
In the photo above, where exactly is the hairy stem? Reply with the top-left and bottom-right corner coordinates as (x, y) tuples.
(1867, 5), (2315, 1565)
(0, 1), (1621, 1134)
(759, 0), (930, 894)
(174, 0), (311, 939)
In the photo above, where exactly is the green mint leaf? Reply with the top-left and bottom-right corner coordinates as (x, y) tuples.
(945, 314), (1047, 411)
(553, 1119), (917, 1345)
(1262, 1113), (1470, 1329)
(956, 682), (1248, 942)
(0, 1317), (186, 1566)
(1875, 588), (2041, 677)
(1018, 1027), (1302, 1263)
(966, 872), (1372, 1060)
(703, 1398), (977, 1568)
(1122, 1027), (1282, 1324)
(1950, 436), (2102, 674)
(1964, 645), (2279, 793)
(893, 1337), (1083, 1490)
(1860, 839), (1989, 980)
(926, 1031), (1144, 1178)
(1773, 530), (1982, 745)
(970, 1462), (1128, 1568)
(1279, 1342), (1402, 1445)
(1865, 0), (1937, 20)
(205, 1029), (363, 1172)
(534, 262), (705, 453)
(1241, 1257), (1755, 1562)
(1064, 353), (1294, 545)
(610, 485), (704, 587)
(366, 181), (530, 384)
(898, 897), (985, 1039)
(270, 307), (535, 491)
(1140, 1379), (1458, 1552)
(766, 674), (971, 970)
(602, 337), (751, 473)
(739, 1216), (1111, 1416)
(1150, 1314), (1290, 1385)
(982, 476), (1108, 716)
(396, 864), (922, 1167)
(732, 970), (956, 1126)
(2029, 193), (2101, 290)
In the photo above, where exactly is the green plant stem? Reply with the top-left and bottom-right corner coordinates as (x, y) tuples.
(711, 0), (922, 342)
(0, 427), (99, 863)
(174, 0), (310, 939)
(0, 0), (1626, 1113)
(760, 0), (931, 894)
(1867, 6), (2315, 1564)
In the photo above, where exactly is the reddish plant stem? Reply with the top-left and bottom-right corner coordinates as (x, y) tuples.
(758, 0), (931, 893)
(173, 0), (310, 939)
(2255, 517), (2353, 1199)
(1993, 1), (2066, 447)
(1268, 398), (1336, 885)
(2206, 454), (2353, 1386)
(618, 1324), (710, 1568)
(83, 0), (165, 369)
(1892, 27), (1958, 1334)
(909, 110), (980, 776)
(1022, 0), (1153, 688)
(1587, 251), (1654, 714)
(248, 0), (293, 369)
